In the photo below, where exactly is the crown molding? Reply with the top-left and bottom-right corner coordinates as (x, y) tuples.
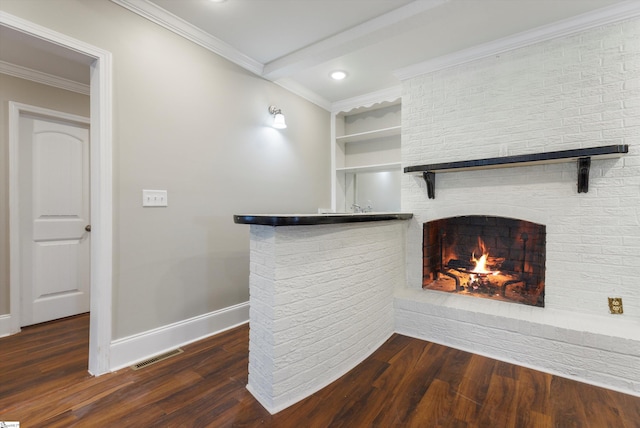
(274, 78), (332, 111)
(394, 0), (640, 81)
(110, 0), (263, 75)
(331, 86), (402, 114)
(109, 0), (337, 109)
(0, 60), (90, 95)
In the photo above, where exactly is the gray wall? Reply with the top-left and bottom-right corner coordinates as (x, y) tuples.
(0, 74), (90, 315)
(0, 0), (331, 339)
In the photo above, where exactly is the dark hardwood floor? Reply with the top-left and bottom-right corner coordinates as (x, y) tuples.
(1, 314), (639, 427)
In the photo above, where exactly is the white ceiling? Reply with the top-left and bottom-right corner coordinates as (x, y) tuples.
(1, 0), (636, 109)
(128, 0), (632, 107)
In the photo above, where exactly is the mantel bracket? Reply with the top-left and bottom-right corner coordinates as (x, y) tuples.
(577, 157), (591, 193)
(423, 171), (435, 199)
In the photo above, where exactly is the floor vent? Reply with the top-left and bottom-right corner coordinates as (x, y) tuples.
(130, 348), (183, 370)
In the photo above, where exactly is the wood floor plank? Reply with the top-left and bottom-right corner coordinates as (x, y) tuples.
(549, 376), (591, 428)
(373, 343), (458, 426)
(2, 375), (131, 424)
(614, 392), (640, 427)
(321, 366), (390, 426)
(512, 366), (552, 428)
(1, 314), (639, 427)
(449, 354), (495, 424)
(407, 378), (454, 427)
(477, 373), (517, 427)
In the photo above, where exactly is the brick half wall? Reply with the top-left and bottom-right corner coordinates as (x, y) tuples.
(247, 221), (406, 413)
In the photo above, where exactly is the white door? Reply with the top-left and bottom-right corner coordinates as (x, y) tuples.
(19, 113), (90, 326)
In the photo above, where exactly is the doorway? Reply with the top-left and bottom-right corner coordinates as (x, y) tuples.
(3, 12), (113, 375)
(16, 108), (91, 327)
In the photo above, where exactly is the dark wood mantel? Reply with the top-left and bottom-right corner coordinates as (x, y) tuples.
(404, 145), (628, 199)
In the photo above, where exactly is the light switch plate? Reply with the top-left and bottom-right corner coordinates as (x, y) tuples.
(142, 189), (168, 207)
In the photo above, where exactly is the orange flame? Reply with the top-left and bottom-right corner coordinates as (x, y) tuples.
(472, 253), (491, 273)
(471, 238), (496, 275)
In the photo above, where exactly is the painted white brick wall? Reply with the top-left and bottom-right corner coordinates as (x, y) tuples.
(247, 221), (405, 413)
(399, 17), (640, 395)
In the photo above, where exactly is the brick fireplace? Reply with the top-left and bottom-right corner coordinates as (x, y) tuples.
(395, 15), (640, 396)
(423, 215), (545, 307)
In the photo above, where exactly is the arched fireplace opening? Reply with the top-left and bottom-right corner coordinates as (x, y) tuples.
(423, 216), (546, 307)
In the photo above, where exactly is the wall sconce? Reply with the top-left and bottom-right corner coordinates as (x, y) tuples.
(268, 105), (287, 129)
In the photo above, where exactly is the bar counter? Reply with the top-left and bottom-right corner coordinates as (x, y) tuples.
(234, 212), (413, 413)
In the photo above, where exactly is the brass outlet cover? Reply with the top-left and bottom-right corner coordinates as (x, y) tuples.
(608, 297), (623, 314)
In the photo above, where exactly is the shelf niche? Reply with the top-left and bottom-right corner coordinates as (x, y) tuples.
(333, 100), (401, 212)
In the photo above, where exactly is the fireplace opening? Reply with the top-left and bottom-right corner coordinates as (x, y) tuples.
(423, 216), (545, 307)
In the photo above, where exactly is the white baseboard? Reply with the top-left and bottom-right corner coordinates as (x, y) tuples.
(0, 314), (13, 338)
(109, 302), (249, 371)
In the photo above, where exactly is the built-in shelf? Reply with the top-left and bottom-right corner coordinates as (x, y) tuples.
(336, 162), (402, 174)
(404, 145), (629, 199)
(333, 100), (402, 212)
(336, 126), (401, 144)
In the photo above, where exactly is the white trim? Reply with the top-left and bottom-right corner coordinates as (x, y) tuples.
(109, 0), (336, 110)
(331, 86), (402, 114)
(109, 302), (250, 372)
(87, 37), (114, 377)
(9, 102), (90, 122)
(110, 0), (263, 75)
(0, 314), (12, 338)
(273, 77), (331, 112)
(330, 112), (337, 213)
(8, 102), (90, 335)
(0, 60), (90, 95)
(7, 102), (20, 337)
(394, 0), (640, 81)
(1, 11), (113, 376)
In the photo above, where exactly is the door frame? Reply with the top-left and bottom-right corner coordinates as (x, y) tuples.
(3, 11), (113, 376)
(11, 103), (90, 326)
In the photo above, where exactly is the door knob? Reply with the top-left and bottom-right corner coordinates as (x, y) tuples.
(85, 225), (91, 232)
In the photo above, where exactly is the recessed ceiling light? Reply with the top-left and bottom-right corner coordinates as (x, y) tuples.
(330, 70), (347, 81)
(210, 0), (227, 3)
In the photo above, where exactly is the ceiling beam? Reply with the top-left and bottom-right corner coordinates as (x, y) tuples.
(261, 0), (448, 81)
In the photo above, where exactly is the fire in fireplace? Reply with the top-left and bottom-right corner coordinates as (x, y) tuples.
(423, 216), (545, 307)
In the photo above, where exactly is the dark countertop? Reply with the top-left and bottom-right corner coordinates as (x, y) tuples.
(233, 212), (413, 226)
